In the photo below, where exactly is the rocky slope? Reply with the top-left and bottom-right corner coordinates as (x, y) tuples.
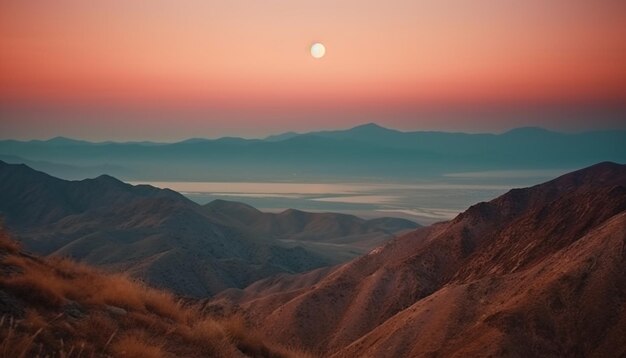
(218, 162), (626, 357)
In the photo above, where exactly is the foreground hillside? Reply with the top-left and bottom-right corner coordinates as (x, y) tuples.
(0, 160), (415, 297)
(217, 162), (626, 357)
(0, 228), (313, 358)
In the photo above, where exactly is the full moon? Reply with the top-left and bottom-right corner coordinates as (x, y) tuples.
(310, 43), (326, 59)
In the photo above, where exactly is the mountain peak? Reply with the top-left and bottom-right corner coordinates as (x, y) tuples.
(552, 161), (626, 186)
(278, 208), (310, 219)
(205, 199), (261, 213)
(455, 161), (626, 224)
(349, 123), (391, 131)
(178, 137), (210, 144)
(265, 131), (300, 142)
(92, 174), (125, 186)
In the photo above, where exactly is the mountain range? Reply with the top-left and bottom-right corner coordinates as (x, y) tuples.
(1, 157), (625, 356)
(0, 160), (416, 297)
(1, 124), (624, 181)
(213, 161), (626, 357)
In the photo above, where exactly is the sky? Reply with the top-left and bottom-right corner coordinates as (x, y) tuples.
(1, 0), (625, 140)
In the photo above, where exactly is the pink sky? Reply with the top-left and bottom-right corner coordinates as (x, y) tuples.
(1, 0), (625, 140)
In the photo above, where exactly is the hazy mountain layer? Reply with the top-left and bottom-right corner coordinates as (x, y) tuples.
(1, 125), (624, 181)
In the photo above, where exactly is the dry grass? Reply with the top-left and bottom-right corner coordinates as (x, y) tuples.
(112, 332), (165, 358)
(0, 240), (19, 254)
(23, 310), (48, 332)
(0, 260), (67, 308)
(0, 316), (42, 358)
(74, 312), (118, 347)
(221, 314), (318, 358)
(0, 254), (188, 322)
(0, 228), (20, 254)
(0, 228), (316, 358)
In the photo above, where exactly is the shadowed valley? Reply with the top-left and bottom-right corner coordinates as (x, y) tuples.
(0, 161), (416, 297)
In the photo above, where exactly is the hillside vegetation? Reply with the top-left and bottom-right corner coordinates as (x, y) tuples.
(0, 228), (313, 358)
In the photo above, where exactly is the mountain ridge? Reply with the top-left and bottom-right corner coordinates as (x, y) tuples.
(2, 125), (623, 181)
(9, 124), (622, 145)
(0, 160), (415, 297)
(214, 161), (626, 356)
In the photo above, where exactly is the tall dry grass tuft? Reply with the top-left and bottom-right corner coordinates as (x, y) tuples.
(140, 286), (189, 322)
(0, 315), (42, 358)
(0, 251), (187, 320)
(75, 312), (118, 348)
(112, 332), (165, 358)
(171, 315), (235, 356)
(0, 263), (67, 308)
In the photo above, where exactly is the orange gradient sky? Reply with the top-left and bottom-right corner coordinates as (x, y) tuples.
(1, 0), (625, 140)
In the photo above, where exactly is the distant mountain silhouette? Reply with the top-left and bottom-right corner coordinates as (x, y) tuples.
(204, 199), (416, 242)
(1, 125), (624, 181)
(216, 162), (626, 357)
(0, 161), (415, 297)
(204, 200), (417, 259)
(0, 154), (132, 180)
(264, 131), (300, 142)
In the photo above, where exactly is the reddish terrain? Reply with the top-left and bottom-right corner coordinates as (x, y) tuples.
(216, 162), (626, 357)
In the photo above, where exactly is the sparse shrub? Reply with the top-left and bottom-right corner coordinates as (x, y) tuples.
(192, 317), (227, 342)
(141, 287), (189, 322)
(88, 274), (146, 310)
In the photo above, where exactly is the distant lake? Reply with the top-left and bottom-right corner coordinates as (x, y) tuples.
(129, 169), (569, 224)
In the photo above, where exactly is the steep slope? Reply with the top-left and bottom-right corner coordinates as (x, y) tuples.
(220, 162), (626, 356)
(0, 161), (183, 230)
(0, 161), (413, 297)
(0, 228), (313, 358)
(337, 212), (626, 357)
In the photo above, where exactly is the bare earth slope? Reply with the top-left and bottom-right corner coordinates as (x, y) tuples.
(221, 162), (626, 357)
